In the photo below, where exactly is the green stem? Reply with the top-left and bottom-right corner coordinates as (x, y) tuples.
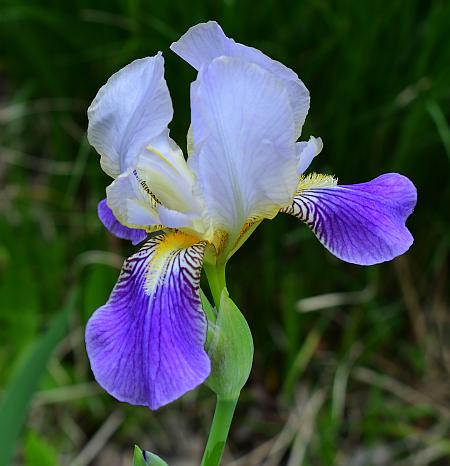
(204, 262), (227, 308)
(200, 396), (238, 466)
(201, 262), (236, 465)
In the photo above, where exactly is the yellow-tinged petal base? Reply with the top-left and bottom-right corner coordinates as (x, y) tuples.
(145, 231), (203, 294)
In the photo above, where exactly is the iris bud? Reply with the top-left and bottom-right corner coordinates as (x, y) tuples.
(133, 445), (168, 465)
(205, 290), (254, 399)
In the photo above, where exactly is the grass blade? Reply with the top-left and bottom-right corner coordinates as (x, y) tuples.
(0, 290), (78, 466)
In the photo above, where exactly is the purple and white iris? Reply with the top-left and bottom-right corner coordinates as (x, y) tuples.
(85, 21), (417, 410)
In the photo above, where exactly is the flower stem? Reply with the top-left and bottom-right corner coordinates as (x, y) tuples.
(200, 396), (238, 466)
(202, 262), (237, 465)
(204, 261), (227, 308)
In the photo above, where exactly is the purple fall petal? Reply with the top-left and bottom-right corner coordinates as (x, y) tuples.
(98, 199), (147, 245)
(284, 173), (417, 265)
(85, 233), (210, 410)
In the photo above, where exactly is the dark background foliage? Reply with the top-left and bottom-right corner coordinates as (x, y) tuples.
(0, 0), (449, 465)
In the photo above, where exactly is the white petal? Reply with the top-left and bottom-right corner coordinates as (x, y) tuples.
(87, 53), (173, 178)
(157, 205), (208, 235)
(171, 21), (310, 138)
(135, 133), (202, 214)
(170, 21), (231, 69)
(106, 170), (161, 229)
(297, 136), (323, 174)
(190, 57), (297, 238)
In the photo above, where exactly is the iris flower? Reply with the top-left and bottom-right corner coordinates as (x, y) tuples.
(86, 21), (416, 410)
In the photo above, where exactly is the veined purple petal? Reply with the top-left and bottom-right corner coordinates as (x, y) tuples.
(171, 21), (310, 137)
(85, 232), (210, 410)
(283, 173), (417, 265)
(98, 199), (147, 245)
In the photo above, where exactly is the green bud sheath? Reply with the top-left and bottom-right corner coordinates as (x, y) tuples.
(133, 445), (169, 466)
(206, 290), (254, 399)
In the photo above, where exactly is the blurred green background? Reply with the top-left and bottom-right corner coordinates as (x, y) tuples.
(0, 0), (449, 465)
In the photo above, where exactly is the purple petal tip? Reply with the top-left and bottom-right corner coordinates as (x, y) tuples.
(98, 199), (147, 245)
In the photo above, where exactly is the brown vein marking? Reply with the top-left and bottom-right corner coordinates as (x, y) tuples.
(132, 169), (161, 206)
(145, 231), (203, 295)
(211, 229), (229, 257)
(240, 219), (257, 237)
(232, 220), (255, 249)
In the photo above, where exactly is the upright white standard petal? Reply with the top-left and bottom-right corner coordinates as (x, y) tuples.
(87, 53), (173, 178)
(190, 56), (297, 240)
(171, 21), (310, 138)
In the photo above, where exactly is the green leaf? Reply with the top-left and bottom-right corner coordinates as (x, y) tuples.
(133, 446), (148, 466)
(143, 451), (169, 465)
(0, 290), (78, 466)
(133, 445), (169, 465)
(206, 290), (254, 400)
